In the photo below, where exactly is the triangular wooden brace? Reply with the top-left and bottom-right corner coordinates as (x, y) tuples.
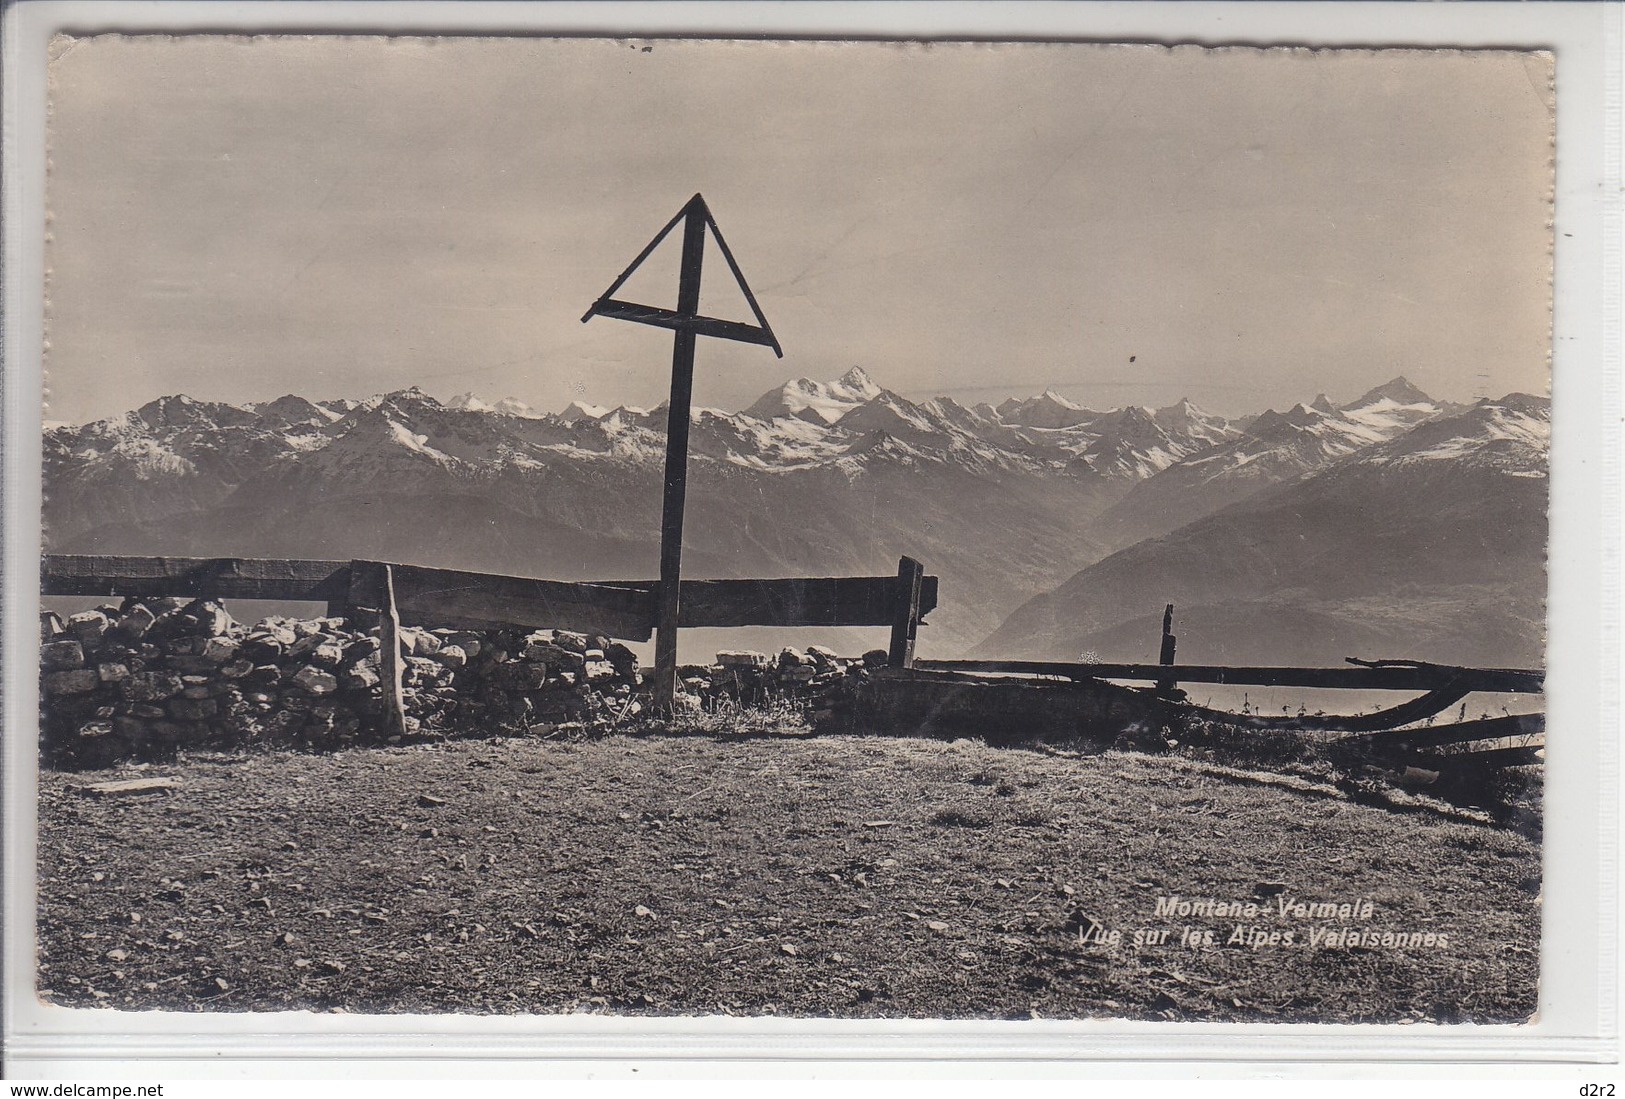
(581, 194), (783, 357)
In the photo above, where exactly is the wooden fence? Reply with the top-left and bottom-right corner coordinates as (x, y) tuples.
(44, 554), (935, 640)
(915, 658), (1543, 696)
(917, 656), (1545, 763)
(43, 552), (938, 732)
(44, 555), (1543, 768)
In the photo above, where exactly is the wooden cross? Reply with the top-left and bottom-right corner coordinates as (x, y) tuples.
(582, 194), (782, 709)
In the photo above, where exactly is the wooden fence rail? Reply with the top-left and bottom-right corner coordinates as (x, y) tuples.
(42, 555), (354, 602)
(43, 554), (937, 647)
(1347, 712), (1545, 751)
(915, 658), (1543, 696)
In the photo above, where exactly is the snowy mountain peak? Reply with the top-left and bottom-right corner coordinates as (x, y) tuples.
(1151, 397), (1233, 440)
(491, 397), (540, 418)
(252, 394), (341, 429)
(1310, 393), (1336, 414)
(1091, 405), (1167, 443)
(445, 392), (540, 418)
(996, 389), (1099, 430)
(1345, 376), (1433, 410)
(358, 386), (439, 414)
(1488, 392), (1550, 416)
(1246, 408), (1290, 433)
(1363, 393), (1549, 473)
(136, 394), (257, 431)
(836, 366), (882, 399)
(744, 368), (883, 425)
(1247, 400), (1342, 433)
(559, 400), (610, 424)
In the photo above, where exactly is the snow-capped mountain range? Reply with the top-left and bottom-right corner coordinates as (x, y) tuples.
(1093, 376), (1471, 550)
(42, 367), (1547, 661)
(46, 365), (1474, 491)
(979, 390), (1549, 667)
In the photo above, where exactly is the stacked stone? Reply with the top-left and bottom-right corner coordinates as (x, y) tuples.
(40, 595), (888, 768)
(407, 626), (644, 733)
(42, 598), (378, 769)
(678, 644), (888, 708)
(38, 597), (646, 769)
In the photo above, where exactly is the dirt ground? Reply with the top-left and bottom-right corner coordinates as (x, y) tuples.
(36, 732), (1540, 1022)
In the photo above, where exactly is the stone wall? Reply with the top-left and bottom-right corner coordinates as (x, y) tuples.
(40, 596), (882, 769)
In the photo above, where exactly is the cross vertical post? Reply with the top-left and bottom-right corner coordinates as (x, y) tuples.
(581, 194), (782, 711)
(652, 203), (708, 708)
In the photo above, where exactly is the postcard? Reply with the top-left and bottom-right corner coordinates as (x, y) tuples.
(34, 34), (1553, 1028)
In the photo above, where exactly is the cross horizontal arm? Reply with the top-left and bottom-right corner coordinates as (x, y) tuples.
(581, 298), (781, 350)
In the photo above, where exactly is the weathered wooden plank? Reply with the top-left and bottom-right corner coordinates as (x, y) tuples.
(386, 563), (656, 641)
(919, 575), (938, 619)
(344, 562), (386, 609)
(345, 560), (654, 637)
(648, 200), (709, 712)
(916, 659), (1544, 695)
(42, 553), (941, 634)
(680, 576), (933, 628)
(1354, 712), (1545, 750)
(598, 574), (938, 628)
(681, 574), (938, 627)
(78, 777), (181, 797)
(1185, 682), (1473, 733)
(584, 299), (780, 348)
(43, 554), (351, 601)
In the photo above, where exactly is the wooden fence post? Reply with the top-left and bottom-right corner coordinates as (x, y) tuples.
(888, 556), (924, 669)
(349, 560), (409, 739)
(1155, 603), (1178, 699)
(377, 564), (409, 739)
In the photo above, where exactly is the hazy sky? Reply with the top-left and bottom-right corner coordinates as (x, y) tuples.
(44, 36), (1553, 424)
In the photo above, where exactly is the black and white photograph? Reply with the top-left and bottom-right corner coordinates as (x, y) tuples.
(32, 33), (1555, 1026)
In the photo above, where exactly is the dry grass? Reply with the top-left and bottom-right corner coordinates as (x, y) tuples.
(37, 730), (1538, 1022)
(652, 695), (815, 739)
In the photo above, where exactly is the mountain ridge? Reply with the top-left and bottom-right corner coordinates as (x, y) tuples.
(975, 393), (1549, 668)
(43, 370), (1537, 660)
